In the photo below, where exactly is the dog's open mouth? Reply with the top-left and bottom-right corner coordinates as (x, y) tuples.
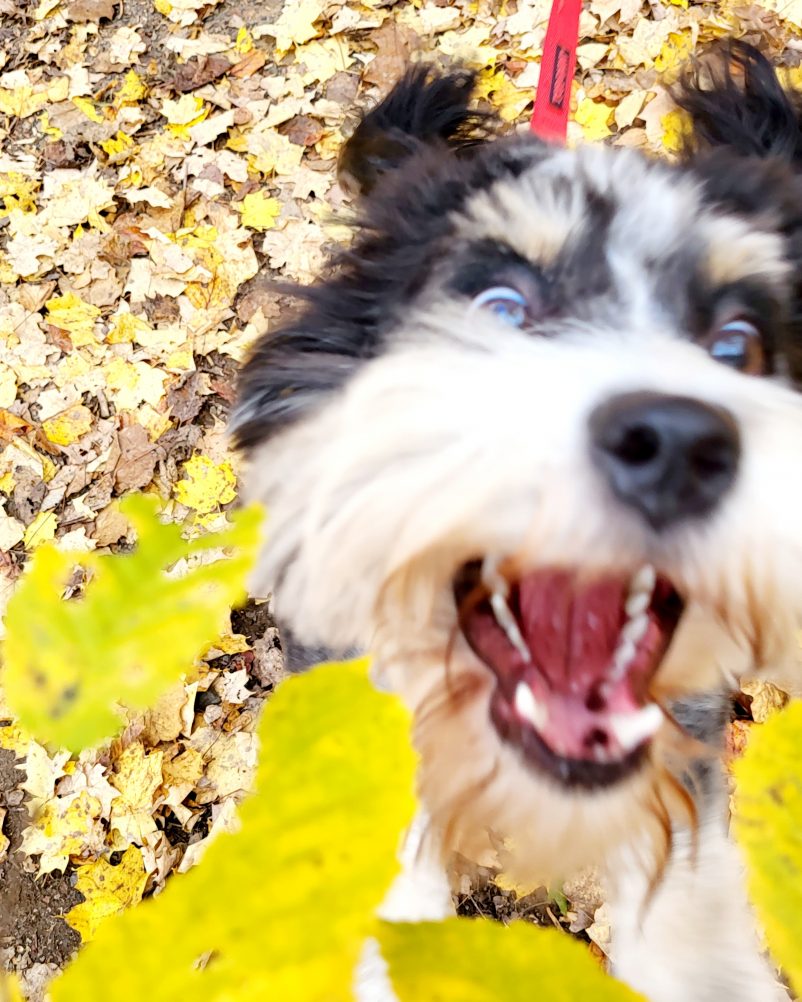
(453, 561), (685, 789)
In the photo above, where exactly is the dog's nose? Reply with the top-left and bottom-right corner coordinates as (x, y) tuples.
(589, 392), (740, 530)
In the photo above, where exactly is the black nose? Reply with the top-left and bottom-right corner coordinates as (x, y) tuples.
(589, 392), (740, 530)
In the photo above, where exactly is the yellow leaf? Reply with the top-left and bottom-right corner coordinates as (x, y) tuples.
(42, 403), (93, 447)
(2, 498), (262, 750)
(208, 632), (250, 655)
(661, 108), (689, 154)
(72, 96), (105, 124)
(238, 191), (281, 231)
(235, 26), (254, 53)
(19, 790), (106, 874)
(261, 0), (326, 56)
(476, 69), (531, 123)
(39, 111), (63, 139)
(382, 920), (641, 1001)
(46, 291), (101, 348)
(294, 39), (352, 85)
(654, 30), (694, 79)
(24, 511), (57, 549)
(50, 660), (417, 1002)
(243, 128), (304, 176)
(174, 455), (237, 514)
(65, 848), (148, 942)
(109, 745), (163, 845)
(116, 71), (148, 106)
(734, 701), (802, 994)
(100, 132), (136, 159)
(0, 971), (26, 1002)
(0, 172), (39, 214)
(162, 95), (207, 138)
(154, 0), (172, 12)
(106, 311), (153, 344)
(575, 98), (613, 141)
(103, 358), (167, 410)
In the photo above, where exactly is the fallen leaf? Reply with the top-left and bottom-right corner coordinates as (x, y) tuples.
(65, 847), (148, 941)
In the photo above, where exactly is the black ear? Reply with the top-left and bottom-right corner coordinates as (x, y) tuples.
(337, 65), (497, 196)
(675, 40), (802, 164)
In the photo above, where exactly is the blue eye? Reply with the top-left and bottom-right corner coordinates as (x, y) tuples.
(470, 286), (530, 328)
(706, 318), (765, 375)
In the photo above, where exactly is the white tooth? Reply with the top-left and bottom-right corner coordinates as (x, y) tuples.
(611, 637), (636, 677)
(629, 564), (656, 601)
(514, 681), (548, 731)
(609, 704), (663, 752)
(621, 612), (649, 647)
(490, 592), (531, 663)
(625, 590), (650, 618)
(481, 554), (509, 597)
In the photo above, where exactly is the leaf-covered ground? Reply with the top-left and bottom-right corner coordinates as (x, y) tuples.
(0, 0), (800, 996)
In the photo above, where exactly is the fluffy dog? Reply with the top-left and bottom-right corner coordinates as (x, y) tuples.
(232, 42), (802, 1001)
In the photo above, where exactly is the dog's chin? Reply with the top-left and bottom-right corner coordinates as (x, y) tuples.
(453, 561), (685, 791)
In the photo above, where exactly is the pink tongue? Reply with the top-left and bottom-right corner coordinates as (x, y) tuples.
(517, 571), (627, 693)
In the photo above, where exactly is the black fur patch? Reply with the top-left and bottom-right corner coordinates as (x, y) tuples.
(337, 65), (497, 197)
(676, 40), (802, 164)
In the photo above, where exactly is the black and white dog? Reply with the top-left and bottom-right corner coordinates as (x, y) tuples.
(233, 42), (802, 1000)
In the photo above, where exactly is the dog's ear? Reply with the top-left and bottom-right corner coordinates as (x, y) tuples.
(675, 40), (802, 164)
(337, 65), (495, 196)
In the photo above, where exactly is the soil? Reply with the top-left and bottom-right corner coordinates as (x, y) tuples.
(0, 750), (82, 1001)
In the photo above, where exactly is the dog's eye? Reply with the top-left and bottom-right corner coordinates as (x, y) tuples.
(470, 286), (530, 328)
(705, 318), (765, 375)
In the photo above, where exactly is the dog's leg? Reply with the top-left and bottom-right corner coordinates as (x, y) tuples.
(354, 810), (454, 1002)
(610, 817), (786, 1002)
(609, 696), (787, 1002)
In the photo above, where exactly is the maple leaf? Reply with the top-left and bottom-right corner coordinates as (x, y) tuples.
(238, 191), (281, 230)
(109, 744), (164, 845)
(174, 454), (238, 514)
(42, 402), (93, 446)
(65, 847), (148, 942)
(260, 0), (327, 56)
(45, 291), (101, 348)
(1, 495), (262, 750)
(19, 789), (106, 875)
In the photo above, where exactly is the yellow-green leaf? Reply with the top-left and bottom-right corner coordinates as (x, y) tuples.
(733, 700), (802, 995)
(2, 495), (262, 751)
(51, 659), (417, 1002)
(381, 919), (642, 1001)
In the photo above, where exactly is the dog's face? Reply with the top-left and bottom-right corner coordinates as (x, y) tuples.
(234, 50), (802, 877)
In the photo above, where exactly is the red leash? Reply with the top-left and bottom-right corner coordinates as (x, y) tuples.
(529, 0), (583, 143)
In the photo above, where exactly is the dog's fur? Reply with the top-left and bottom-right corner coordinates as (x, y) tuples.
(233, 43), (802, 1000)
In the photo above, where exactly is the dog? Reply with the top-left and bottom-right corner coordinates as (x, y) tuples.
(232, 42), (802, 1001)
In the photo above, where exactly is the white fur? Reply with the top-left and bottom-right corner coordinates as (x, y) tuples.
(610, 820), (788, 1002)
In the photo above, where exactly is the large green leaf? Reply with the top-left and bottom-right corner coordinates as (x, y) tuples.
(733, 699), (802, 994)
(1, 495), (261, 750)
(380, 919), (642, 1001)
(51, 659), (417, 1001)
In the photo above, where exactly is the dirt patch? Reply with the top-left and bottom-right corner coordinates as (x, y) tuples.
(0, 750), (82, 999)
